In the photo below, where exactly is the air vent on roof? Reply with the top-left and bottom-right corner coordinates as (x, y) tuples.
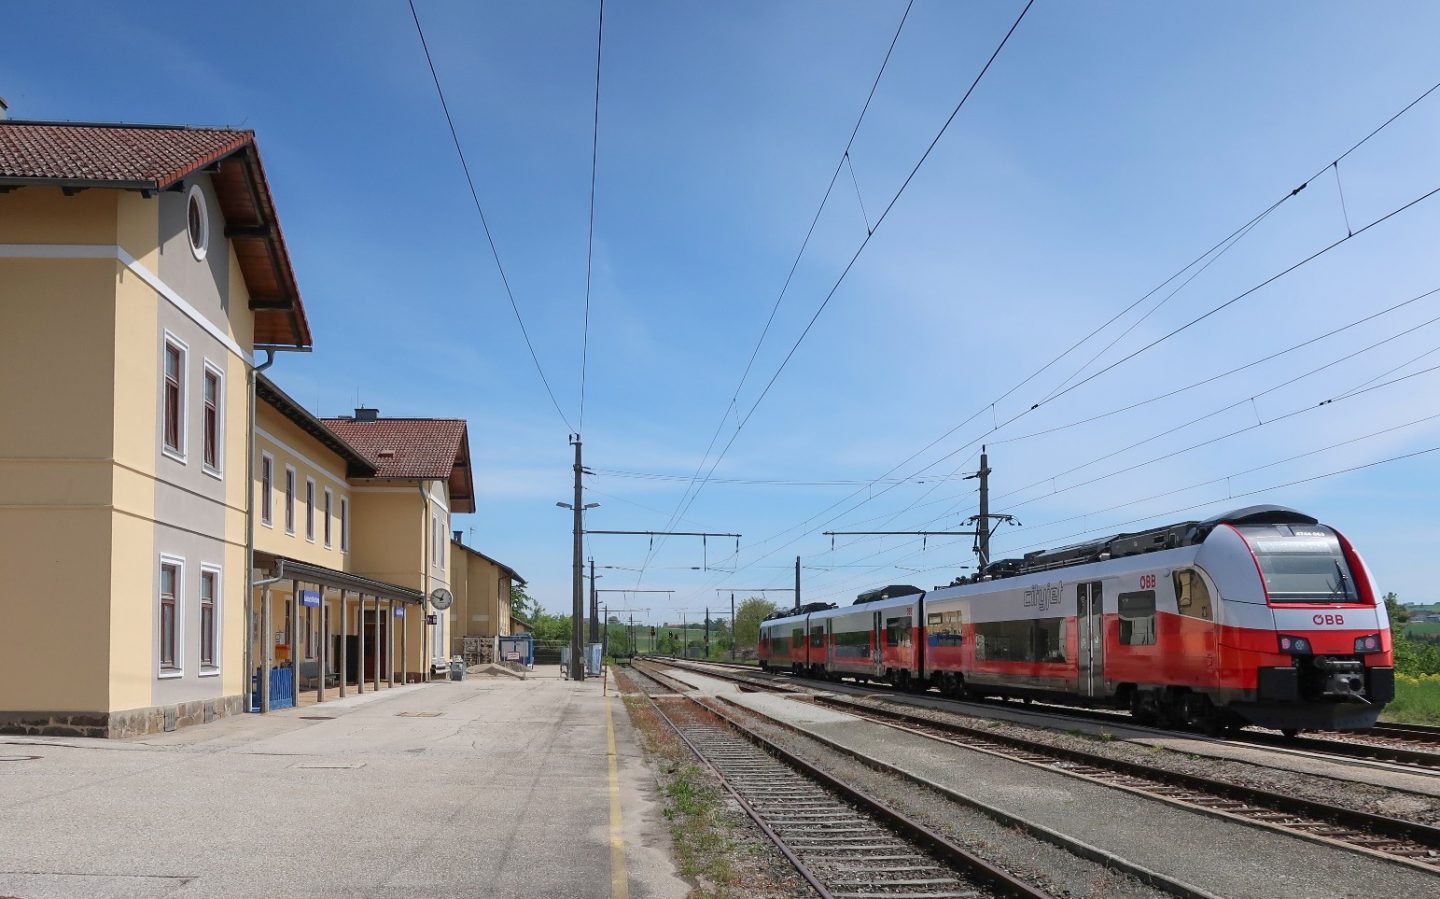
(377, 449), (395, 459)
(354, 407), (379, 422)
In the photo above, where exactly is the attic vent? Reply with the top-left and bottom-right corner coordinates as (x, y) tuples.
(377, 449), (395, 459)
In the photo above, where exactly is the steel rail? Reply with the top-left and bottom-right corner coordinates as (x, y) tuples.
(651, 657), (1440, 872)
(630, 660), (1056, 899)
(659, 656), (1440, 771)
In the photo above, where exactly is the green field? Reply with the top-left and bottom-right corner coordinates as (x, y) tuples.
(1404, 620), (1440, 638)
(1381, 674), (1440, 725)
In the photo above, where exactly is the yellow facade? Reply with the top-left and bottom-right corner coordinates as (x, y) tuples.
(450, 541), (523, 656)
(1, 185), (256, 734)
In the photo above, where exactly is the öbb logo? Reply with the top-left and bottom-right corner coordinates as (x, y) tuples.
(1312, 613), (1345, 626)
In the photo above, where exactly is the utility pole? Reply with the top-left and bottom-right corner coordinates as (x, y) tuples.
(629, 613), (634, 656)
(570, 435), (585, 681)
(964, 446), (1016, 573)
(601, 603), (607, 658)
(795, 556), (801, 610)
(730, 592), (735, 661)
(682, 610), (688, 658)
(588, 558), (599, 643)
(704, 607), (710, 660)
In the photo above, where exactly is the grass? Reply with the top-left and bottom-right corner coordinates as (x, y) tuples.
(620, 692), (769, 897)
(1403, 620), (1440, 638)
(1380, 673), (1440, 725)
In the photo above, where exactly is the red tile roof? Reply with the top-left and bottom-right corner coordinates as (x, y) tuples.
(0, 121), (311, 348)
(323, 417), (476, 513)
(0, 122), (249, 187)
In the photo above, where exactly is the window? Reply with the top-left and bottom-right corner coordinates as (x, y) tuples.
(199, 567), (219, 670)
(973, 618), (1067, 662)
(927, 610), (965, 648)
(186, 183), (209, 261)
(885, 615), (912, 648)
(810, 626), (824, 648)
(284, 467), (296, 534)
(1173, 569), (1213, 621)
(202, 365), (222, 475)
(260, 454), (274, 526)
(303, 606), (314, 660)
(432, 513), (444, 569)
(323, 489), (333, 548)
(1241, 525), (1359, 603)
(833, 626), (871, 658)
(162, 338), (186, 458)
(159, 559), (182, 675)
(339, 497), (349, 551)
(305, 478), (316, 541)
(1118, 590), (1157, 646)
(791, 628), (804, 649)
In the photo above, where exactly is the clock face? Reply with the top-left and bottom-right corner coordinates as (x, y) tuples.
(430, 588), (454, 610)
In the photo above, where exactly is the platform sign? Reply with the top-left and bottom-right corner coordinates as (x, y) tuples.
(300, 590), (320, 608)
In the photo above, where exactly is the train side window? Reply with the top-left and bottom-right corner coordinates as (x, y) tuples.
(1118, 590), (1156, 646)
(1034, 617), (1067, 662)
(1172, 569), (1213, 621)
(885, 616), (911, 648)
(927, 610), (964, 647)
(791, 628), (804, 648)
(810, 626), (824, 648)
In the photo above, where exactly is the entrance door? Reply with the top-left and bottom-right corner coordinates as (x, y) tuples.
(1076, 581), (1104, 698)
(363, 610), (389, 679)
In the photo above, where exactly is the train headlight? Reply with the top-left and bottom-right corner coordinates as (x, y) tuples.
(1354, 633), (1381, 653)
(1278, 634), (1311, 654)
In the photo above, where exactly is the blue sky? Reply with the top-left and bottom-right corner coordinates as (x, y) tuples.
(8, 1), (1440, 618)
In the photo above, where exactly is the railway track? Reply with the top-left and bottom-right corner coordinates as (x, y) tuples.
(657, 657), (1440, 771)
(624, 661), (1056, 899)
(647, 657), (1440, 873)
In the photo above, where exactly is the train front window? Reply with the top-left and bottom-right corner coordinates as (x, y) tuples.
(1242, 526), (1359, 603)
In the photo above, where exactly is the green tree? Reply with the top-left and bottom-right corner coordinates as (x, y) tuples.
(1384, 592), (1410, 625)
(733, 597), (778, 657)
(510, 584), (538, 621)
(528, 610), (571, 642)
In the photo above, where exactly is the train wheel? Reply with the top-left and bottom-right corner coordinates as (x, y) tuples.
(1281, 728), (1299, 739)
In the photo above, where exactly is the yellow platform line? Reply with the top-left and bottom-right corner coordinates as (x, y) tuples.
(605, 690), (630, 899)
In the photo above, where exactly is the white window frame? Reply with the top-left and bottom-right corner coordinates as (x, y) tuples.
(259, 452), (274, 527)
(201, 360), (224, 479)
(186, 183), (210, 262)
(158, 554), (185, 678)
(339, 496), (349, 552)
(323, 487), (334, 548)
(198, 563), (222, 676)
(161, 332), (188, 463)
(305, 477), (317, 542)
(284, 465), (297, 535)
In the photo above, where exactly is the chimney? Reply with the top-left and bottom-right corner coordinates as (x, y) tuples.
(0, 97), (9, 120)
(354, 407), (379, 422)
(453, 530), (463, 544)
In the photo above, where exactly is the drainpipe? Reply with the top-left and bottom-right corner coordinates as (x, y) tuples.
(419, 479), (431, 682)
(244, 349), (276, 711)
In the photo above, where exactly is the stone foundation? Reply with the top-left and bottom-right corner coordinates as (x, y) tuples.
(0, 694), (245, 738)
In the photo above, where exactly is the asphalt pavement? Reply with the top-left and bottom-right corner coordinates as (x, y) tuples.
(0, 670), (685, 899)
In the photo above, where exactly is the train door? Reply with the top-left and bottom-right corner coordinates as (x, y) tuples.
(1076, 580), (1104, 698)
(872, 611), (884, 678)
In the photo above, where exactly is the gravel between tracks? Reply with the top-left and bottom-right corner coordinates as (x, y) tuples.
(616, 667), (810, 898)
(708, 696), (1178, 899)
(828, 692), (1440, 827)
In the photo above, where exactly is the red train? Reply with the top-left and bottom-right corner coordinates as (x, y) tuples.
(758, 506), (1394, 734)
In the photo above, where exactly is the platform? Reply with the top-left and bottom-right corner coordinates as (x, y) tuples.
(0, 669), (684, 899)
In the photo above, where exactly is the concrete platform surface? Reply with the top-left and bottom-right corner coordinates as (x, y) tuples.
(0, 672), (685, 899)
(662, 668), (1440, 899)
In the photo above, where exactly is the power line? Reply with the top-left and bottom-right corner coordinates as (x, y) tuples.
(407, 0), (575, 432)
(693, 77), (1440, 592)
(644, 0), (1035, 575)
(578, 0), (605, 432)
(641, 0), (918, 573)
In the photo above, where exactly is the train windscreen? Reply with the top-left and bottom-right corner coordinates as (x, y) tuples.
(1239, 525), (1360, 603)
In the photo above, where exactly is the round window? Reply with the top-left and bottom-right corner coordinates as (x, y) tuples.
(186, 184), (209, 261)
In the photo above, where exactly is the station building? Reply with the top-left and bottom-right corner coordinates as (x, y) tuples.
(449, 534), (527, 662)
(0, 121), (311, 735)
(0, 118), (514, 736)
